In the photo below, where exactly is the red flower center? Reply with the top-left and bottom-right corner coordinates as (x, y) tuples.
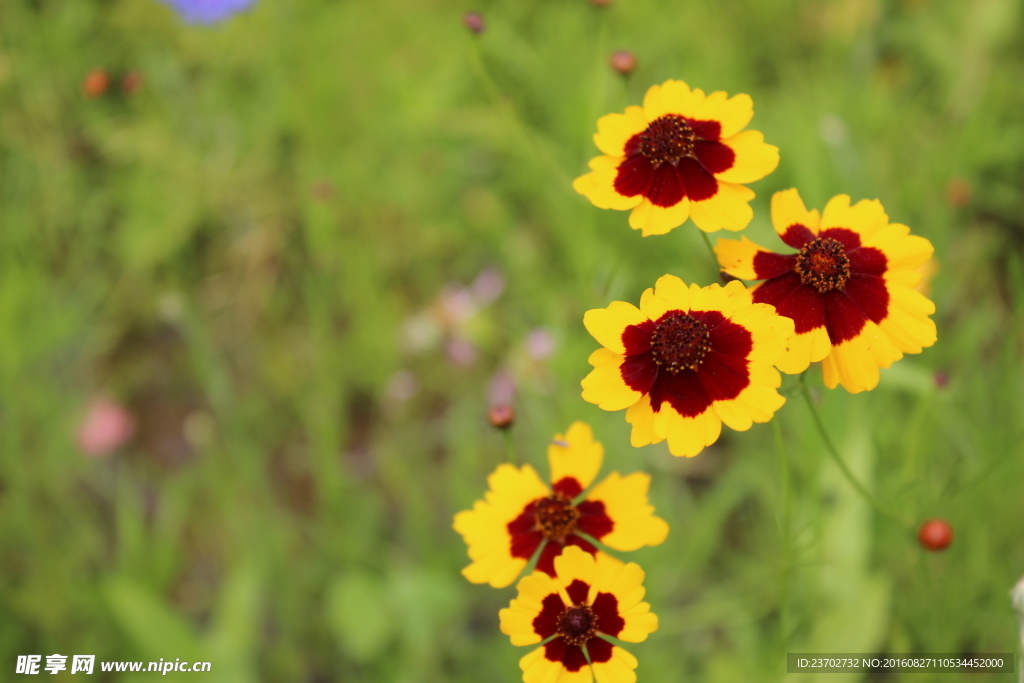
(795, 237), (851, 292)
(638, 114), (696, 167)
(650, 313), (711, 372)
(534, 494), (580, 541)
(556, 604), (597, 646)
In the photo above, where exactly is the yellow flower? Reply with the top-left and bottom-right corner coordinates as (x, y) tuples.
(500, 546), (658, 683)
(453, 422), (669, 588)
(715, 189), (937, 393)
(573, 79), (779, 236)
(582, 277), (794, 458)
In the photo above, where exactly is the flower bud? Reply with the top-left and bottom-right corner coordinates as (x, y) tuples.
(488, 404), (514, 430)
(610, 50), (637, 76)
(463, 12), (485, 34)
(82, 69), (109, 98)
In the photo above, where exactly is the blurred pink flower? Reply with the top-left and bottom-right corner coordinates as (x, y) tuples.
(525, 328), (556, 360)
(446, 337), (478, 367)
(471, 267), (505, 305)
(76, 397), (135, 457)
(487, 370), (516, 406)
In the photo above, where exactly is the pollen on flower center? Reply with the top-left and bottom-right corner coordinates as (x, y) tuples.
(638, 114), (696, 167)
(557, 604), (597, 646)
(795, 237), (851, 292)
(650, 313), (711, 372)
(534, 494), (580, 541)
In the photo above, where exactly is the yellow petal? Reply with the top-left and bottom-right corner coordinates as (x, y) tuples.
(573, 165), (643, 211)
(548, 422), (604, 490)
(628, 197), (691, 236)
(771, 188), (820, 236)
(582, 363), (642, 412)
(877, 284), (937, 354)
(583, 301), (647, 353)
(714, 237), (768, 280)
(585, 472), (669, 551)
(591, 645), (639, 683)
(594, 106), (647, 156)
(690, 90), (754, 139)
(554, 546), (597, 604)
(643, 79), (701, 121)
(819, 195), (888, 240)
(453, 464), (549, 588)
(688, 181), (755, 233)
(715, 130), (779, 184)
(661, 408), (722, 458)
(819, 320), (902, 393)
(625, 395), (661, 447)
(774, 326), (831, 374)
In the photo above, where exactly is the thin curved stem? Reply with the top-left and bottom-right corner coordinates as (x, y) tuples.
(503, 429), (516, 465)
(773, 418), (792, 660)
(798, 379), (910, 531)
(467, 39), (571, 187)
(699, 230), (720, 280)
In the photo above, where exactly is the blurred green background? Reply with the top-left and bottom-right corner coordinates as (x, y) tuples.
(2, 0), (1024, 680)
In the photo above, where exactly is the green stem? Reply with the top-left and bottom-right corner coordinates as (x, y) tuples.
(773, 418), (791, 662)
(503, 429), (516, 465)
(798, 379), (909, 530)
(467, 39), (571, 187)
(699, 231), (720, 280)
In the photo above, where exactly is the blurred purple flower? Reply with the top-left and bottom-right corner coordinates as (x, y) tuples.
(487, 370), (516, 406)
(471, 268), (505, 305)
(160, 0), (255, 24)
(525, 328), (556, 361)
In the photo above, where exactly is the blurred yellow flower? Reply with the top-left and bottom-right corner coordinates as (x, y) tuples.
(453, 422), (668, 588)
(573, 80), (779, 236)
(499, 547), (657, 683)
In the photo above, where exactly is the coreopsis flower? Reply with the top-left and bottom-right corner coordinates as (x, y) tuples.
(573, 80), (779, 236)
(500, 546), (657, 683)
(715, 189), (937, 393)
(159, 0), (255, 24)
(582, 276), (794, 458)
(453, 422), (668, 588)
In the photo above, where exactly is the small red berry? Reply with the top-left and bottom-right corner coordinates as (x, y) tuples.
(918, 519), (953, 551)
(82, 69), (109, 98)
(933, 371), (949, 389)
(488, 404), (514, 430)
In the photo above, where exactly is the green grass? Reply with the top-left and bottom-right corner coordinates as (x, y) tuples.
(1, 0), (1023, 681)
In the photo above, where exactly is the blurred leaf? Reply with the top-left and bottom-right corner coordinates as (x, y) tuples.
(207, 567), (262, 683)
(103, 578), (205, 662)
(327, 570), (392, 664)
